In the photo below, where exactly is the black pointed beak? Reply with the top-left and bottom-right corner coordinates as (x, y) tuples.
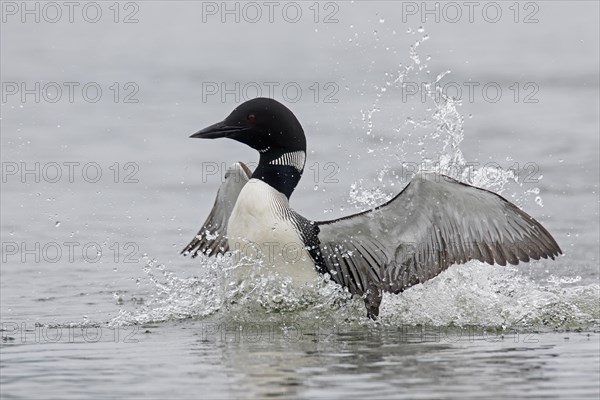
(190, 121), (247, 139)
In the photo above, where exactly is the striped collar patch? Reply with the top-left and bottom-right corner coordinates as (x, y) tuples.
(268, 151), (306, 171)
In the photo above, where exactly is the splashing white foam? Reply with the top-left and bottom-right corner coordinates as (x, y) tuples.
(110, 254), (360, 327)
(380, 262), (599, 328)
(109, 252), (599, 331)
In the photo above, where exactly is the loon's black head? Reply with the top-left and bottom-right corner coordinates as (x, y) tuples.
(191, 97), (306, 154)
(191, 98), (307, 199)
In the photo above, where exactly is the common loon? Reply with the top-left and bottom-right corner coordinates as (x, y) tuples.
(182, 97), (561, 319)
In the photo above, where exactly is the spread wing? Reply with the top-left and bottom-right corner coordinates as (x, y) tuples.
(315, 172), (561, 316)
(181, 161), (252, 258)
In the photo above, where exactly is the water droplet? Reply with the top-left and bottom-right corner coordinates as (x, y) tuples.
(379, 18), (385, 23)
(313, 185), (319, 191)
(535, 196), (544, 207)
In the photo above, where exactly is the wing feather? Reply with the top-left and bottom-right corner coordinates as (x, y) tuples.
(181, 162), (252, 258)
(315, 172), (562, 314)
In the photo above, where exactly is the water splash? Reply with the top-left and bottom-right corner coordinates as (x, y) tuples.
(381, 263), (599, 329)
(348, 180), (392, 210)
(108, 29), (596, 331)
(341, 28), (598, 330)
(352, 29), (538, 203)
(110, 254), (359, 327)
(110, 255), (226, 325)
(108, 250), (599, 331)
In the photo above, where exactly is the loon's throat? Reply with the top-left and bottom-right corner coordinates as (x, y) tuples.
(252, 150), (306, 199)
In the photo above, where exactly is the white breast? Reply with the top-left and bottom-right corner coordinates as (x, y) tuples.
(227, 179), (318, 287)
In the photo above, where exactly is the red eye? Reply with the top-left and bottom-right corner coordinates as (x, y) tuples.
(247, 114), (256, 122)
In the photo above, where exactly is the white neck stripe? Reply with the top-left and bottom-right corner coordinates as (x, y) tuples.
(268, 151), (306, 171)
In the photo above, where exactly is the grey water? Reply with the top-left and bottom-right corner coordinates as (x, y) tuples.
(1, 1), (599, 399)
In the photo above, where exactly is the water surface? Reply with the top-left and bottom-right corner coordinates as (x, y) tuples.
(1, 2), (599, 399)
